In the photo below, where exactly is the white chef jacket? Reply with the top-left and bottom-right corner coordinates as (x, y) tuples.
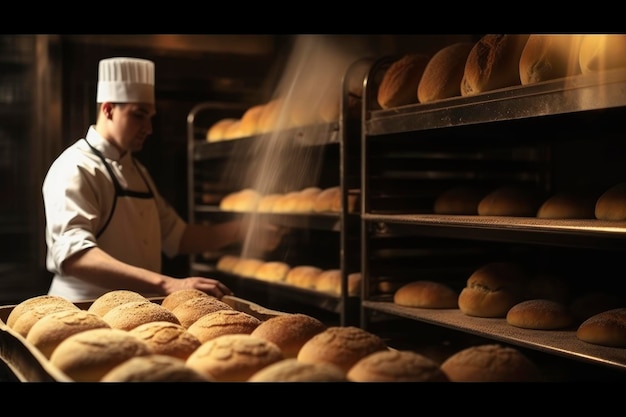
(43, 126), (187, 302)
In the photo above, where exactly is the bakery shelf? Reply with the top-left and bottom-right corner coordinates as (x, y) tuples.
(361, 300), (626, 373)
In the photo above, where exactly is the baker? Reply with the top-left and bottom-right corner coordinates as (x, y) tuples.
(42, 57), (283, 302)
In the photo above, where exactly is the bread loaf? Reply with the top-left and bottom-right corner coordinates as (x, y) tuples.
(576, 308), (626, 347)
(595, 182), (626, 221)
(128, 321), (201, 360)
(232, 257), (264, 278)
(377, 53), (430, 109)
(433, 186), (488, 215)
(171, 295), (233, 329)
(579, 34), (626, 74)
(285, 265), (323, 289)
(253, 261), (291, 282)
(506, 299), (575, 330)
(215, 255), (240, 274)
(461, 34), (529, 96)
(536, 192), (597, 219)
(6, 295), (77, 328)
(257, 193), (282, 212)
(206, 118), (237, 142)
(250, 313), (326, 358)
(10, 301), (81, 338)
(478, 186), (542, 217)
(102, 300), (180, 331)
(248, 358), (347, 382)
(418, 42), (475, 103)
(101, 354), (212, 382)
(347, 349), (449, 382)
(160, 288), (211, 312)
(87, 289), (147, 317)
(519, 34), (583, 85)
(186, 309), (261, 343)
(238, 104), (265, 137)
(393, 280), (459, 309)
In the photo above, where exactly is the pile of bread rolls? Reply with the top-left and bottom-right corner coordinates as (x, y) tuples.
(377, 34), (626, 109)
(215, 254), (362, 297)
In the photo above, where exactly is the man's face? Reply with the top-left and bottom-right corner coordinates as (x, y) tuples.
(110, 103), (156, 153)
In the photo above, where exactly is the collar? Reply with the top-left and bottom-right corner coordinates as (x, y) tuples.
(85, 126), (129, 162)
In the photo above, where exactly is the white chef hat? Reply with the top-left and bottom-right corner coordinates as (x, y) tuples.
(96, 57), (155, 104)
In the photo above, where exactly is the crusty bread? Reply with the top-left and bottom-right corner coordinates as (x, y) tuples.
(160, 289), (211, 312)
(186, 334), (284, 382)
(6, 295), (77, 328)
(49, 328), (153, 382)
(536, 192), (597, 219)
(579, 34), (626, 74)
(101, 354), (212, 382)
(478, 186), (542, 217)
(433, 186), (487, 215)
(250, 313), (326, 358)
(458, 261), (528, 318)
(576, 308), (626, 347)
(186, 309), (261, 343)
(171, 295), (233, 329)
(418, 42), (475, 103)
(393, 280), (459, 309)
(253, 261), (291, 282)
(128, 321), (201, 360)
(87, 290), (148, 317)
(248, 358), (347, 382)
(519, 34), (583, 85)
(440, 344), (542, 382)
(506, 299), (575, 330)
(377, 53), (430, 109)
(102, 300), (181, 331)
(297, 326), (388, 373)
(206, 118), (237, 142)
(285, 265), (323, 289)
(10, 302), (80, 338)
(595, 182), (626, 221)
(25, 309), (110, 359)
(461, 34), (529, 96)
(347, 350), (449, 382)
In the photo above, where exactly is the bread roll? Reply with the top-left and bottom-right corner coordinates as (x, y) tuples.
(128, 321), (201, 360)
(186, 334), (284, 382)
(313, 186), (340, 212)
(418, 42), (475, 103)
(347, 350), (449, 382)
(221, 119), (243, 141)
(257, 193), (282, 212)
(297, 326), (388, 373)
(377, 53), (430, 109)
(160, 288), (211, 312)
(6, 295), (77, 328)
(218, 191), (238, 211)
(49, 328), (152, 382)
(292, 187), (322, 213)
(215, 255), (240, 274)
(253, 261), (291, 282)
(102, 300), (180, 331)
(461, 34), (529, 96)
(206, 118), (237, 142)
(433, 186), (487, 215)
(519, 34), (583, 85)
(187, 309), (261, 343)
(536, 192), (597, 219)
(393, 280), (459, 309)
(595, 182), (626, 221)
(101, 354), (212, 382)
(477, 186), (542, 217)
(440, 344), (542, 382)
(285, 265), (323, 289)
(248, 358), (347, 382)
(579, 34), (626, 74)
(171, 295), (233, 329)
(10, 302), (80, 337)
(238, 104), (265, 137)
(458, 261), (528, 318)
(230, 188), (261, 212)
(87, 290), (148, 317)
(506, 299), (575, 330)
(232, 257), (264, 278)
(317, 270), (363, 297)
(576, 308), (626, 347)
(25, 309), (110, 359)
(272, 191), (300, 213)
(250, 313), (326, 358)
(257, 98), (284, 133)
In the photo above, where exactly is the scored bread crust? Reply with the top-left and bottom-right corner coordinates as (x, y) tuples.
(248, 358), (347, 382)
(160, 289), (211, 312)
(250, 313), (327, 358)
(101, 300), (181, 331)
(101, 354), (212, 382)
(7, 295), (78, 328)
(418, 42), (475, 103)
(186, 309), (261, 344)
(87, 290), (147, 317)
(347, 349), (449, 382)
(519, 34), (583, 85)
(377, 53), (430, 109)
(171, 296), (233, 329)
(128, 321), (201, 360)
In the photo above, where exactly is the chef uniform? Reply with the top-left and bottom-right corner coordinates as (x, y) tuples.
(43, 57), (186, 302)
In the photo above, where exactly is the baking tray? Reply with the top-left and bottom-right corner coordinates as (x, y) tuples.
(0, 295), (287, 382)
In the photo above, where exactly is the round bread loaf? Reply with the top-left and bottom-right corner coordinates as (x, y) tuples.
(313, 186), (340, 212)
(292, 187), (322, 213)
(186, 333), (284, 382)
(218, 191), (238, 211)
(458, 261), (528, 318)
(595, 182), (626, 221)
(253, 261), (291, 282)
(215, 255), (240, 274)
(101, 354), (212, 382)
(257, 193), (282, 212)
(536, 192), (597, 219)
(506, 299), (575, 330)
(579, 34), (626, 74)
(461, 34), (529, 96)
(248, 358), (347, 382)
(393, 280), (459, 309)
(519, 34), (583, 85)
(230, 188), (261, 212)
(272, 192), (300, 213)
(257, 97), (284, 133)
(221, 119), (243, 141)
(206, 118), (237, 142)
(285, 265), (323, 289)
(316, 270), (361, 296)
(6, 295), (77, 328)
(128, 321), (201, 360)
(87, 289), (147, 317)
(377, 53), (430, 109)
(297, 326), (388, 373)
(160, 288), (211, 312)
(418, 42), (475, 103)
(102, 300), (180, 331)
(26, 309), (111, 359)
(347, 349), (449, 382)
(171, 295), (233, 329)
(231, 257), (264, 278)
(250, 313), (326, 358)
(440, 344), (542, 382)
(187, 309), (261, 343)
(10, 301), (80, 338)
(477, 186), (542, 217)
(49, 328), (153, 382)
(570, 291), (623, 322)
(576, 308), (626, 348)
(238, 104), (265, 137)
(433, 186), (488, 215)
